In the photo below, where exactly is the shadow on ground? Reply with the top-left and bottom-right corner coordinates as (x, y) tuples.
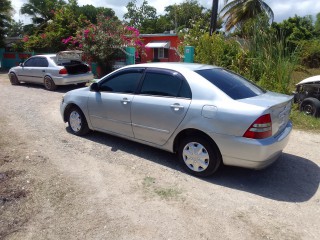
(11, 82), (86, 93)
(67, 129), (320, 203)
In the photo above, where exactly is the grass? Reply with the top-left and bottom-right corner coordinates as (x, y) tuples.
(154, 188), (182, 200)
(290, 108), (320, 132)
(142, 176), (182, 200)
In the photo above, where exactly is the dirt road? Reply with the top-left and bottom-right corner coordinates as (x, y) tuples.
(0, 72), (319, 240)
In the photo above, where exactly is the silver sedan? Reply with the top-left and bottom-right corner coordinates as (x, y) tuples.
(60, 63), (293, 177)
(8, 51), (93, 91)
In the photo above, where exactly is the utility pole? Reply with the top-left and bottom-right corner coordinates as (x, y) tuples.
(210, 0), (219, 36)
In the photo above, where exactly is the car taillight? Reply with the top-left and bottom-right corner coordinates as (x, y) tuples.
(59, 68), (68, 74)
(243, 114), (272, 139)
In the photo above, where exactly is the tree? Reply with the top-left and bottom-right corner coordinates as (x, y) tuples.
(20, 0), (66, 26)
(6, 20), (24, 37)
(23, 2), (88, 52)
(65, 14), (144, 72)
(164, 0), (205, 30)
(221, 0), (274, 31)
(78, 5), (116, 24)
(271, 15), (315, 45)
(124, 0), (157, 32)
(314, 12), (320, 36)
(0, 0), (13, 47)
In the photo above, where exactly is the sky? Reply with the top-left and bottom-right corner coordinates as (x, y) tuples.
(11, 0), (320, 25)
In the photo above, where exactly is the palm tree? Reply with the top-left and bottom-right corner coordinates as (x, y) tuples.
(20, 0), (66, 25)
(221, 0), (274, 31)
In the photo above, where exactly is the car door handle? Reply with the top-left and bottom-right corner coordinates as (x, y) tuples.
(121, 98), (131, 105)
(170, 104), (184, 111)
(42, 70), (45, 72)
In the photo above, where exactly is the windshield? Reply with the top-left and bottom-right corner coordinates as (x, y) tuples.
(195, 68), (266, 100)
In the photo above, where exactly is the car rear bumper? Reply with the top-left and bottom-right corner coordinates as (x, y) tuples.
(52, 73), (93, 85)
(211, 121), (292, 169)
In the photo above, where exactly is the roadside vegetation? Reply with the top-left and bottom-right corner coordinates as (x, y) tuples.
(1, 0), (320, 129)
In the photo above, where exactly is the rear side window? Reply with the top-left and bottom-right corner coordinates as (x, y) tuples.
(195, 68), (266, 100)
(140, 72), (181, 97)
(36, 57), (48, 67)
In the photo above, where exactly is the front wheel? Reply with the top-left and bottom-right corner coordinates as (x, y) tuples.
(9, 73), (20, 85)
(299, 97), (320, 117)
(67, 107), (90, 136)
(178, 136), (221, 177)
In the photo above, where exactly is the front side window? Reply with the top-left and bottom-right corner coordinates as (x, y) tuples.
(99, 71), (143, 93)
(196, 68), (266, 100)
(24, 58), (37, 67)
(140, 72), (182, 97)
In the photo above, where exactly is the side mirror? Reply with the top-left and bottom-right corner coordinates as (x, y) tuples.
(19, 63), (24, 67)
(90, 82), (99, 92)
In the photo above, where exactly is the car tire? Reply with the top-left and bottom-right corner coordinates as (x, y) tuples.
(44, 76), (57, 91)
(299, 97), (320, 117)
(67, 107), (90, 136)
(178, 136), (221, 177)
(9, 73), (20, 85)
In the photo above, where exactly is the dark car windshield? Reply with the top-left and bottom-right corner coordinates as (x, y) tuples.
(195, 68), (266, 100)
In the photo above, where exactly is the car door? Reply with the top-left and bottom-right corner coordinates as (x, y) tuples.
(17, 57), (37, 82)
(131, 68), (192, 145)
(19, 57), (48, 83)
(87, 68), (144, 138)
(30, 57), (48, 83)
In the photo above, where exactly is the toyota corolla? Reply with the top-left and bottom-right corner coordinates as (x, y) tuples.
(60, 63), (293, 177)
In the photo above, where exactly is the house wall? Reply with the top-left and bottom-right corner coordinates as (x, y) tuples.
(0, 50), (33, 69)
(140, 35), (181, 63)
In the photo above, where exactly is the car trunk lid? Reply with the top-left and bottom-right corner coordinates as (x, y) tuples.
(239, 92), (293, 136)
(56, 51), (83, 62)
(56, 51), (90, 75)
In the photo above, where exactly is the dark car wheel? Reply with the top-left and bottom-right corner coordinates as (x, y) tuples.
(44, 76), (57, 91)
(9, 73), (20, 85)
(178, 136), (221, 177)
(299, 97), (320, 117)
(67, 107), (90, 136)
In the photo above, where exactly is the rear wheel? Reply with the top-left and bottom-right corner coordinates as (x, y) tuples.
(44, 76), (57, 91)
(9, 73), (20, 85)
(178, 136), (221, 177)
(67, 107), (90, 136)
(299, 98), (320, 117)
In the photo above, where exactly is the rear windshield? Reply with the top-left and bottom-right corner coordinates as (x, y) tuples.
(195, 68), (266, 100)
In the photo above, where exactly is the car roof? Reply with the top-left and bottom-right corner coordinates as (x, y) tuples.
(296, 75), (320, 85)
(124, 62), (219, 71)
(31, 54), (56, 58)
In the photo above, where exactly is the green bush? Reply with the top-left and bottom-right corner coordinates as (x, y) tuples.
(299, 40), (320, 68)
(195, 33), (245, 72)
(195, 17), (299, 94)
